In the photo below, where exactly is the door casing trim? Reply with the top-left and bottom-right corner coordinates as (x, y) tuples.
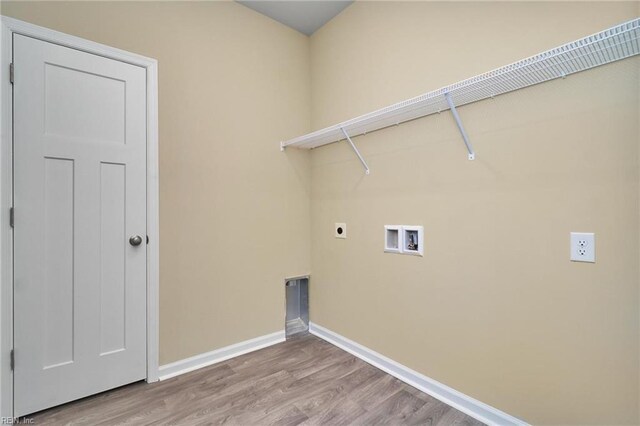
(0, 16), (160, 418)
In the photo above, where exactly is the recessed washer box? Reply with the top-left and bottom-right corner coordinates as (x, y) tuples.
(384, 225), (402, 253)
(402, 226), (424, 256)
(384, 225), (423, 256)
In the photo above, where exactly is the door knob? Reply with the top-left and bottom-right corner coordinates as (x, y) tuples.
(129, 235), (143, 246)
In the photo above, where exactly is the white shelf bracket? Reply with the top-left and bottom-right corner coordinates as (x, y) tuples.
(340, 127), (370, 175)
(444, 92), (475, 161)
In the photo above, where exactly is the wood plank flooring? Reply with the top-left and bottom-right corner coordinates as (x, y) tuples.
(27, 334), (485, 425)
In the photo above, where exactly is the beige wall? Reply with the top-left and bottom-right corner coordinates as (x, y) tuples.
(309, 2), (639, 425)
(3, 1), (640, 424)
(0, 1), (311, 365)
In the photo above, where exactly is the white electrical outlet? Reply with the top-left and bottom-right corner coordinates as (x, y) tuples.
(335, 223), (346, 239)
(570, 232), (595, 263)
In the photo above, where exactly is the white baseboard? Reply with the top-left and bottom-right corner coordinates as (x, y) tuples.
(158, 330), (285, 381)
(309, 322), (528, 426)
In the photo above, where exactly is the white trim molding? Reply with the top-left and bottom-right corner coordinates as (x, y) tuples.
(309, 322), (528, 426)
(158, 331), (286, 381)
(0, 16), (160, 417)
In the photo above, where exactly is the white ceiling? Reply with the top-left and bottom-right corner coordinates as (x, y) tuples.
(237, 1), (353, 36)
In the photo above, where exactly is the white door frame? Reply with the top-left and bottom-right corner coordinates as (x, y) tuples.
(0, 16), (160, 418)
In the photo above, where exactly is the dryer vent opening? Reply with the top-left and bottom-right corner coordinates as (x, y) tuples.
(285, 277), (309, 338)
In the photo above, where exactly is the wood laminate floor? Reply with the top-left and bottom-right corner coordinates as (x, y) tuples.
(28, 334), (485, 425)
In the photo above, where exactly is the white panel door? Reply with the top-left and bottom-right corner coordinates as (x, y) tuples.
(13, 34), (147, 417)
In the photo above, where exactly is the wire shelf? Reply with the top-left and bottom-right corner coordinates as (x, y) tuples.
(281, 18), (640, 151)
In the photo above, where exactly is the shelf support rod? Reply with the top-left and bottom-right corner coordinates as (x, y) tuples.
(444, 92), (475, 161)
(340, 127), (370, 175)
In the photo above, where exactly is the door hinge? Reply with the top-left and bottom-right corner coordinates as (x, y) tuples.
(9, 63), (13, 85)
(9, 207), (14, 228)
(146, 235), (149, 244)
(10, 349), (14, 371)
